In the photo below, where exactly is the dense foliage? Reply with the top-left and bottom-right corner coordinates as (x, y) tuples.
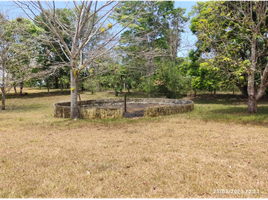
(3, 1), (268, 114)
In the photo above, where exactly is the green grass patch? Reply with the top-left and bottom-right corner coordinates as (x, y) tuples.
(184, 94), (268, 126)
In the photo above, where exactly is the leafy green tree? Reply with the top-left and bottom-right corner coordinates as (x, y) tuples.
(0, 15), (48, 110)
(187, 49), (221, 95)
(191, 1), (268, 113)
(154, 61), (190, 98)
(34, 8), (73, 92)
(114, 1), (188, 77)
(84, 78), (98, 94)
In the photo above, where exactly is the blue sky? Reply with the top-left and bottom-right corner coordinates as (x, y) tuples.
(0, 1), (199, 57)
(175, 1), (198, 57)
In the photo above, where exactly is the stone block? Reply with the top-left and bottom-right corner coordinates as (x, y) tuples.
(63, 107), (71, 118)
(53, 98), (194, 119)
(54, 105), (63, 118)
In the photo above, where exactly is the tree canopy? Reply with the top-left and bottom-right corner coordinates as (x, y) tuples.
(190, 1), (268, 113)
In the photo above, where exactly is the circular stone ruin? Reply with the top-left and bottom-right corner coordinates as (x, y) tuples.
(53, 98), (194, 119)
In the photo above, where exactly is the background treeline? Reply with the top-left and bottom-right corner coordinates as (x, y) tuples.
(2, 1), (268, 114)
(18, 1), (243, 98)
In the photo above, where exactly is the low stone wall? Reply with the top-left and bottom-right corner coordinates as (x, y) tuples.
(53, 98), (194, 119)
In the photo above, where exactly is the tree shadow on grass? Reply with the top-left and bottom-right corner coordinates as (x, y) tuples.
(116, 92), (167, 98)
(190, 94), (268, 105)
(5, 90), (71, 100)
(0, 103), (45, 112)
(200, 105), (268, 126)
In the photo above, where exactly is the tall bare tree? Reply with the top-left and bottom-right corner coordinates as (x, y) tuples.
(16, 1), (139, 119)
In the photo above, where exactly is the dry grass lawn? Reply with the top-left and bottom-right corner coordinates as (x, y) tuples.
(0, 88), (268, 197)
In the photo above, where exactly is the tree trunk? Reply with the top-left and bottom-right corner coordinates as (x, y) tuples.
(1, 88), (5, 110)
(47, 81), (50, 93)
(14, 86), (17, 94)
(114, 87), (118, 96)
(98, 81), (101, 92)
(114, 75), (118, 96)
(241, 85), (248, 97)
(98, 74), (102, 92)
(20, 82), (23, 95)
(81, 83), (85, 91)
(55, 76), (59, 89)
(39, 80), (42, 89)
(248, 95), (257, 113)
(194, 89), (196, 97)
(255, 63), (268, 102)
(1, 62), (6, 110)
(60, 79), (63, 94)
(98, 71), (102, 92)
(70, 68), (79, 119)
(190, 84), (192, 96)
(214, 90), (216, 95)
(248, 38), (257, 114)
(121, 77), (124, 93)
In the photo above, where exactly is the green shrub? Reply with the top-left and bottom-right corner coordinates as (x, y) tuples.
(83, 78), (98, 94)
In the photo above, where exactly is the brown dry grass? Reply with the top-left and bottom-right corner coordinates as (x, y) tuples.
(0, 88), (268, 197)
